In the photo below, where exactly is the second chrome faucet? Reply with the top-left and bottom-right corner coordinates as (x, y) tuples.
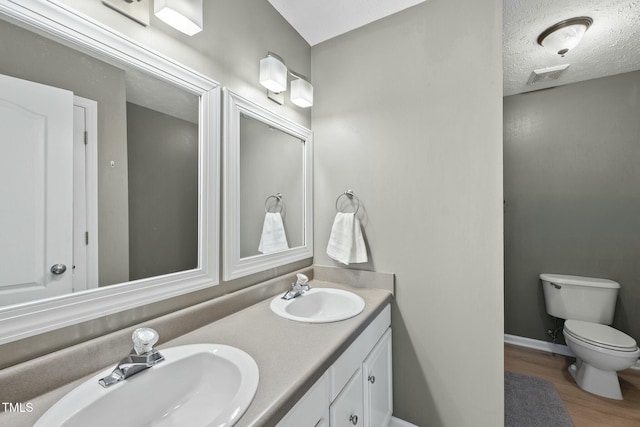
(281, 273), (311, 300)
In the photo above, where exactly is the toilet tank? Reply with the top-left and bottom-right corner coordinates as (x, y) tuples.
(540, 273), (620, 324)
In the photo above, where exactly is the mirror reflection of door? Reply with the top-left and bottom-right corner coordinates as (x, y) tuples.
(0, 74), (76, 305)
(0, 18), (201, 310)
(72, 97), (99, 293)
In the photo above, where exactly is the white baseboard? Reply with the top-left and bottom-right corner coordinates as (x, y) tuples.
(504, 334), (574, 357)
(505, 334), (640, 371)
(389, 416), (419, 427)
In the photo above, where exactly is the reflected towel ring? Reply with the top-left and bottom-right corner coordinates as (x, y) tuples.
(264, 193), (284, 213)
(335, 190), (360, 215)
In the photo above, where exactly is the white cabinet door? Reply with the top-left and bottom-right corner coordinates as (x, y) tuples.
(331, 368), (364, 427)
(364, 329), (393, 427)
(277, 373), (329, 427)
(0, 73), (74, 305)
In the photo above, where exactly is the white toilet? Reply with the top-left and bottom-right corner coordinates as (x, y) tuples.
(540, 273), (640, 400)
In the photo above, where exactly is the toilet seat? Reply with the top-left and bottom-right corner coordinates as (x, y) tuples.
(564, 320), (638, 352)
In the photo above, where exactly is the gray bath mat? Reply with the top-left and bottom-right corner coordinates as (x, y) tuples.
(505, 371), (574, 427)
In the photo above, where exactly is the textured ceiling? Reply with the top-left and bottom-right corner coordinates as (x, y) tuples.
(267, 0), (428, 46)
(268, 0), (640, 95)
(504, 0), (640, 95)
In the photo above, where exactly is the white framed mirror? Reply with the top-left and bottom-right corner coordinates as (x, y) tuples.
(0, 0), (220, 344)
(223, 89), (312, 280)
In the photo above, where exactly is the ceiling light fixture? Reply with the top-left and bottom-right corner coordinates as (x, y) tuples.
(259, 52), (313, 108)
(537, 17), (593, 57)
(154, 0), (203, 36)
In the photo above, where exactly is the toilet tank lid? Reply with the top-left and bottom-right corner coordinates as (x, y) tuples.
(539, 274), (620, 289)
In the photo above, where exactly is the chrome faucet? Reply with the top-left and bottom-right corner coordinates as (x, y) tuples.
(98, 327), (164, 388)
(281, 273), (311, 300)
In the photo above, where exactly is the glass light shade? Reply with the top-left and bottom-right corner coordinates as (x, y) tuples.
(154, 0), (203, 36)
(539, 23), (589, 56)
(290, 78), (313, 108)
(260, 56), (288, 93)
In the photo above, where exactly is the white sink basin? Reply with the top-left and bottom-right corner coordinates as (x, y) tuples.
(35, 344), (259, 427)
(270, 288), (365, 323)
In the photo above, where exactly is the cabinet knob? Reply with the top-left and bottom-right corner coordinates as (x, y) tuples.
(368, 375), (376, 384)
(349, 414), (358, 425)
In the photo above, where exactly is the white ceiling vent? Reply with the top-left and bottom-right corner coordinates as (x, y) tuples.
(527, 64), (571, 85)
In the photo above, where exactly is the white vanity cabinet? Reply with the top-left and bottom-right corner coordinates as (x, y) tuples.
(277, 304), (392, 427)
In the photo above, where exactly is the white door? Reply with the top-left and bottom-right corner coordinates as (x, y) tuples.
(0, 73), (74, 306)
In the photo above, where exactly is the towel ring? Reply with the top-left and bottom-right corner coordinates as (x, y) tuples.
(264, 193), (284, 213)
(335, 190), (360, 215)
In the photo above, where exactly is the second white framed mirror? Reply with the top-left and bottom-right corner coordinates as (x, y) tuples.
(223, 89), (313, 280)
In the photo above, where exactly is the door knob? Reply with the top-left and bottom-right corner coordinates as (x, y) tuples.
(50, 264), (67, 275)
(368, 375), (376, 384)
(349, 414), (358, 425)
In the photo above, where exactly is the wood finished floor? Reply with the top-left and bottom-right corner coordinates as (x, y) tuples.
(505, 344), (640, 427)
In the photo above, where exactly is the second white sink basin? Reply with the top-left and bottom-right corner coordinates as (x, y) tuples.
(35, 344), (259, 427)
(270, 288), (365, 323)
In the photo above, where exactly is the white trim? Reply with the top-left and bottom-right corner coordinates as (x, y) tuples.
(504, 334), (575, 357)
(222, 89), (313, 281)
(73, 95), (99, 290)
(0, 0), (220, 345)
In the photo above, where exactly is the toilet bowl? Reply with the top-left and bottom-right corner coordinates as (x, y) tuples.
(563, 320), (640, 400)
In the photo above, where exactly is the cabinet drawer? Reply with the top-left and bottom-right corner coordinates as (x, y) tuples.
(277, 373), (329, 427)
(329, 305), (391, 401)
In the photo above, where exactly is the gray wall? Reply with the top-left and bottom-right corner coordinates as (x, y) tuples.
(311, 1), (504, 425)
(0, 19), (130, 286)
(504, 70), (640, 344)
(239, 115), (304, 258)
(127, 102), (198, 280)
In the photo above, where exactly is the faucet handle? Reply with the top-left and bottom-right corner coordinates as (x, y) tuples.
(132, 327), (159, 355)
(296, 273), (309, 285)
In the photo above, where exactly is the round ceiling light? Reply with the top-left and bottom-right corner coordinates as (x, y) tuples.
(537, 17), (593, 57)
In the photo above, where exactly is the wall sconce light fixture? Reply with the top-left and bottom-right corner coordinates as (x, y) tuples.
(259, 52), (313, 108)
(290, 73), (314, 108)
(537, 17), (593, 57)
(259, 52), (288, 93)
(154, 0), (203, 36)
(103, 0), (203, 36)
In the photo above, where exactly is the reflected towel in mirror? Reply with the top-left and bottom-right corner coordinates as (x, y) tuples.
(258, 212), (289, 254)
(326, 212), (367, 265)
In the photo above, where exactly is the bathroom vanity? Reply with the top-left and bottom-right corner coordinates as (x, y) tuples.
(277, 305), (392, 427)
(0, 268), (394, 426)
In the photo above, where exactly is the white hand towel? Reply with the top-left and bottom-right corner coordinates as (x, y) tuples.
(326, 212), (368, 265)
(258, 212), (289, 254)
